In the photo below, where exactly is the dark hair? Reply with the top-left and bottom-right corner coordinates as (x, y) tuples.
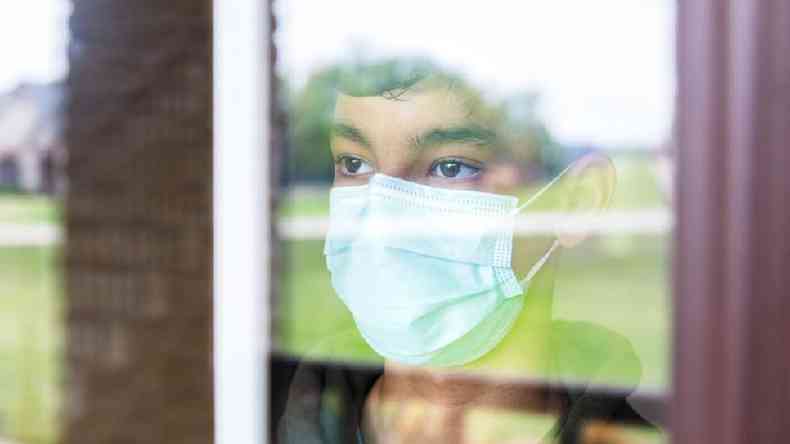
(328, 57), (566, 176)
(334, 57), (464, 98)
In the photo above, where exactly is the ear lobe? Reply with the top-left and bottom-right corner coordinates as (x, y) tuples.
(555, 153), (616, 248)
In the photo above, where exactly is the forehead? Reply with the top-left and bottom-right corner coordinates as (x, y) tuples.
(333, 84), (486, 138)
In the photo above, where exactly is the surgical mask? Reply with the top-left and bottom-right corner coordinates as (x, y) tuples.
(324, 173), (560, 367)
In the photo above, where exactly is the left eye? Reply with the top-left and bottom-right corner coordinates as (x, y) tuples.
(337, 155), (374, 176)
(430, 159), (482, 179)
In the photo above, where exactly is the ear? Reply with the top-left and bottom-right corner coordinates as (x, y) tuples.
(554, 153), (616, 248)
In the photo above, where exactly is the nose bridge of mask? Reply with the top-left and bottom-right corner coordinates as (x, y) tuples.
(363, 174), (519, 268)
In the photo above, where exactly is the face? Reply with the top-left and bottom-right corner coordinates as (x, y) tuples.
(329, 78), (567, 283)
(330, 80), (513, 191)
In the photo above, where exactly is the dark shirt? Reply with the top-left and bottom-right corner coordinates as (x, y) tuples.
(273, 320), (644, 444)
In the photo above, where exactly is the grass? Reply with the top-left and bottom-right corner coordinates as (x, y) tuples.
(0, 247), (62, 444)
(0, 194), (62, 443)
(279, 187), (330, 217)
(608, 154), (668, 210)
(0, 193), (61, 225)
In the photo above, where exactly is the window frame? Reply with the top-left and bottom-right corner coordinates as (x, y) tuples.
(213, 0), (270, 443)
(213, 0), (790, 442)
(673, 1), (790, 443)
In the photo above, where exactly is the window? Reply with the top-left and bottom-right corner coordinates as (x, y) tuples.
(46, 0), (789, 443)
(268, 2), (674, 443)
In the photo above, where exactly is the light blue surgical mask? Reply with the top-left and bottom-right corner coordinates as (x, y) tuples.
(324, 173), (560, 367)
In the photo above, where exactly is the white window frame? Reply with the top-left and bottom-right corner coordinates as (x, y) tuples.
(213, 1), (270, 443)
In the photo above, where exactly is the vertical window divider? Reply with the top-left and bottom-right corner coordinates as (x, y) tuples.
(213, 0), (270, 443)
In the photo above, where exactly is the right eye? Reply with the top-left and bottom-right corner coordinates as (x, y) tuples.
(336, 155), (374, 176)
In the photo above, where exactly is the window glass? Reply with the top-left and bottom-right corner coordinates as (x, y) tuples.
(272, 2), (674, 442)
(0, 1), (67, 440)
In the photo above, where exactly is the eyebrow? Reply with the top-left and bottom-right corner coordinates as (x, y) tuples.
(410, 125), (497, 151)
(331, 121), (497, 152)
(331, 122), (372, 148)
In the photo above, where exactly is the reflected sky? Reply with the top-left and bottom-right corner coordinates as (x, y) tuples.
(0, 0), (69, 92)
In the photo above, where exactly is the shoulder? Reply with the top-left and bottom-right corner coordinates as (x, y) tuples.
(547, 321), (644, 439)
(549, 320), (642, 391)
(274, 329), (382, 444)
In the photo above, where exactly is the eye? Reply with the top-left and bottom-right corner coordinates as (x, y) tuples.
(336, 155), (374, 176)
(430, 159), (482, 179)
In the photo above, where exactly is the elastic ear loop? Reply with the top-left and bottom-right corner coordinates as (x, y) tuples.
(511, 165), (570, 287)
(512, 163), (574, 215)
(519, 240), (560, 288)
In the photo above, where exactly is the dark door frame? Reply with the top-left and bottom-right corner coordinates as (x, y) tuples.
(673, 1), (790, 443)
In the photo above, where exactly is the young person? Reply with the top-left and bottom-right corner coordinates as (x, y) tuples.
(277, 60), (642, 444)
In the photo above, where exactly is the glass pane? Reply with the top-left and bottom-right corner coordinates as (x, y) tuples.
(0, 1), (68, 442)
(273, 1), (674, 442)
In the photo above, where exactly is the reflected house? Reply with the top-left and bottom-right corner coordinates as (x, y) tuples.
(0, 82), (65, 194)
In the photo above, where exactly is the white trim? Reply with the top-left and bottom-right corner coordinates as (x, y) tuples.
(213, 1), (269, 444)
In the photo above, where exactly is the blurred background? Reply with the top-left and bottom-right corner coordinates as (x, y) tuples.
(0, 1), (68, 443)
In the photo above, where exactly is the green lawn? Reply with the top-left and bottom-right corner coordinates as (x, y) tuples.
(0, 193), (61, 225)
(0, 194), (62, 443)
(608, 154), (668, 210)
(0, 246), (62, 444)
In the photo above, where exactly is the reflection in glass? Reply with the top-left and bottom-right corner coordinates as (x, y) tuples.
(273, 2), (673, 443)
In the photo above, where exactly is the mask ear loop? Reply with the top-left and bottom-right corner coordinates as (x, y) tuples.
(510, 165), (571, 288)
(511, 163), (574, 215)
(519, 240), (560, 288)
